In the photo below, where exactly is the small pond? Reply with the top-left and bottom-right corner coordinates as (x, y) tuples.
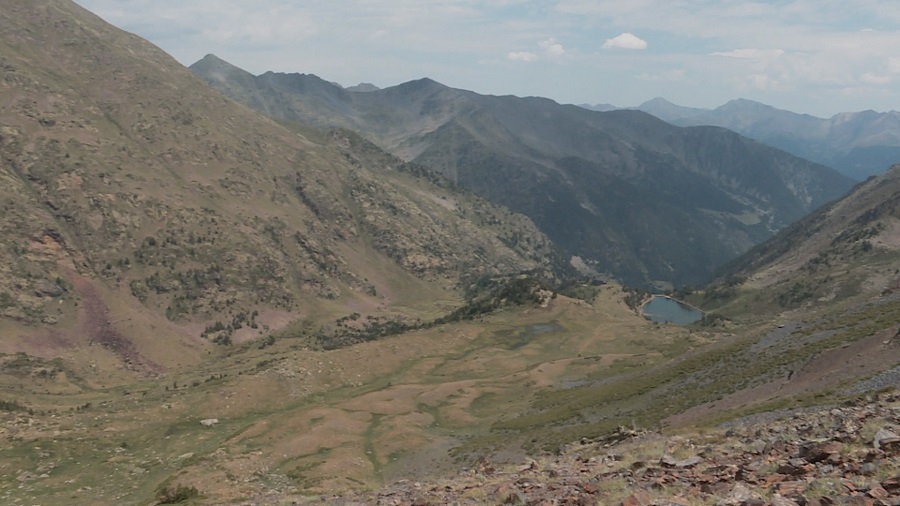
(642, 295), (704, 325)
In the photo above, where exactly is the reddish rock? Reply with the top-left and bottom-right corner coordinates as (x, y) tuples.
(881, 476), (900, 492)
(774, 481), (808, 497)
(621, 490), (653, 506)
(867, 485), (889, 501)
(493, 483), (525, 505)
(771, 494), (801, 506)
(581, 482), (600, 495)
(799, 441), (842, 463)
(831, 496), (875, 506)
(765, 474), (790, 487)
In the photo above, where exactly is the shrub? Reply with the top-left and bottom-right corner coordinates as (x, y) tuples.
(156, 483), (199, 504)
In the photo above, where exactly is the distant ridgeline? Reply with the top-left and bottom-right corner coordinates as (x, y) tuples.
(192, 55), (855, 289)
(629, 97), (900, 181)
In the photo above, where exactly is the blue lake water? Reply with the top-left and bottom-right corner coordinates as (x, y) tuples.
(642, 296), (704, 325)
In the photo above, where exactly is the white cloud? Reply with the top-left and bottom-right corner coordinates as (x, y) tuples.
(749, 73), (779, 90)
(860, 73), (891, 85)
(539, 38), (566, 58)
(602, 33), (647, 50)
(508, 51), (538, 62)
(508, 37), (566, 63)
(638, 69), (686, 81)
(71, 0), (900, 116)
(711, 48), (785, 60)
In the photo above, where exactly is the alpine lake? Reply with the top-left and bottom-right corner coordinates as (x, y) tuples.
(642, 295), (704, 325)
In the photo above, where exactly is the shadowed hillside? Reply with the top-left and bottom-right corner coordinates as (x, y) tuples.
(192, 55), (854, 289)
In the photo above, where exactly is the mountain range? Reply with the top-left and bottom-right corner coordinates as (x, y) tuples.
(191, 55), (854, 289)
(3, 1), (900, 504)
(594, 97), (900, 181)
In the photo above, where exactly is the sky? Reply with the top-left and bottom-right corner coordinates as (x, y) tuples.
(72, 0), (900, 117)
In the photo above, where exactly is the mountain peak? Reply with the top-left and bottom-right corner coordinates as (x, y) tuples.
(396, 77), (446, 91)
(347, 82), (380, 92)
(380, 77), (452, 100)
(198, 53), (226, 64)
(188, 54), (254, 82)
(636, 97), (708, 122)
(639, 97), (677, 107)
(719, 98), (771, 110)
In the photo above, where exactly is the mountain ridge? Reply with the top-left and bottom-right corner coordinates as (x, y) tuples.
(629, 97), (900, 180)
(191, 55), (855, 289)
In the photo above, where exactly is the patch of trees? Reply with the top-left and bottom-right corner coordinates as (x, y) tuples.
(156, 483), (199, 504)
(439, 273), (551, 323)
(622, 287), (649, 312)
(0, 399), (29, 413)
(316, 270), (558, 350)
(201, 310), (260, 345)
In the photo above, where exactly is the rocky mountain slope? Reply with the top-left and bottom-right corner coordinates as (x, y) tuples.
(325, 393), (900, 506)
(701, 164), (900, 316)
(0, 0), (560, 373)
(631, 98), (900, 181)
(191, 55), (855, 289)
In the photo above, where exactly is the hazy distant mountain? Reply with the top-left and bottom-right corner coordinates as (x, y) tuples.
(346, 82), (380, 92)
(578, 103), (617, 112)
(192, 55), (854, 289)
(634, 97), (707, 123)
(631, 98), (900, 180)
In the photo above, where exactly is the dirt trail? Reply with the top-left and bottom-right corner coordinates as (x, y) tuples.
(67, 271), (162, 375)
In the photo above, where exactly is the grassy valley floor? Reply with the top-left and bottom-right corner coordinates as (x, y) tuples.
(2, 284), (899, 505)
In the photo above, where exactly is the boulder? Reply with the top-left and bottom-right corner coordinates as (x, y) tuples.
(873, 428), (900, 450)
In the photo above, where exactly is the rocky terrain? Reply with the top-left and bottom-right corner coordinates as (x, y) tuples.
(316, 391), (900, 506)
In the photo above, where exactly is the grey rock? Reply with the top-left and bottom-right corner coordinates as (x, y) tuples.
(33, 280), (63, 298)
(660, 455), (702, 468)
(873, 428), (900, 449)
